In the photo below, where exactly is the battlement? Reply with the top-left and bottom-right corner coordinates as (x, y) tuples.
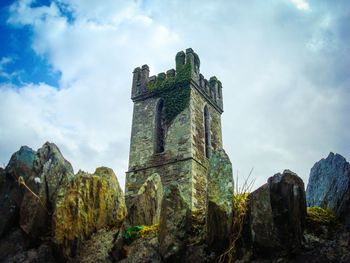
(131, 48), (223, 112)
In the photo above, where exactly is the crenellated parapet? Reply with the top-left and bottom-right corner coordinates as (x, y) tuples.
(131, 48), (223, 113)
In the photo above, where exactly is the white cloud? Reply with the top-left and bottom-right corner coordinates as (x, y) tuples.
(1, 0), (181, 188)
(1, 0), (349, 191)
(0, 57), (23, 81)
(289, 0), (310, 11)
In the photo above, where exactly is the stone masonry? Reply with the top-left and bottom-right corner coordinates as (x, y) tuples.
(126, 48), (230, 225)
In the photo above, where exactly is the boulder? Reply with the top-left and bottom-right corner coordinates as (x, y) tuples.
(206, 148), (234, 251)
(0, 229), (28, 260)
(159, 184), (191, 261)
(306, 152), (350, 224)
(0, 143), (127, 262)
(127, 173), (163, 226)
(245, 170), (306, 259)
(0, 146), (36, 237)
(268, 170), (306, 251)
(70, 228), (118, 263)
(119, 232), (161, 263)
(19, 142), (74, 238)
(246, 184), (279, 254)
(52, 167), (126, 258)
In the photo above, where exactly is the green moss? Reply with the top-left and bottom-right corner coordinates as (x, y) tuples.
(306, 206), (337, 225)
(123, 225), (143, 244)
(146, 61), (192, 125)
(123, 224), (159, 244)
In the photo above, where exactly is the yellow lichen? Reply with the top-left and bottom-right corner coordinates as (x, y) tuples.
(306, 206), (337, 225)
(52, 168), (126, 257)
(138, 224), (159, 238)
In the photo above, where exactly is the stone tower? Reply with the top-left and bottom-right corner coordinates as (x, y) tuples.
(126, 49), (232, 239)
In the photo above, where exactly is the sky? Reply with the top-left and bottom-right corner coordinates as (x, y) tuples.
(0, 0), (349, 190)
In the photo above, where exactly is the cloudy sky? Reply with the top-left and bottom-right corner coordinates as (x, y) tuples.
(0, 0), (349, 190)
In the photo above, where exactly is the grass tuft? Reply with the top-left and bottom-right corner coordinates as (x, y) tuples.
(218, 168), (255, 263)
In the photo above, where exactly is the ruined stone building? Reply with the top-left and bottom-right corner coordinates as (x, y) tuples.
(125, 49), (233, 255)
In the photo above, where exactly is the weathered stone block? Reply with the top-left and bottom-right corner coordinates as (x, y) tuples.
(127, 173), (163, 226)
(52, 167), (126, 258)
(207, 148), (234, 251)
(0, 146), (36, 238)
(159, 184), (191, 261)
(306, 152), (350, 225)
(244, 170), (307, 259)
(20, 142), (73, 238)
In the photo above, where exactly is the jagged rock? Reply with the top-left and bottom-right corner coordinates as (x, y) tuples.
(159, 184), (191, 261)
(19, 142), (74, 238)
(68, 228), (118, 263)
(119, 232), (161, 263)
(127, 173), (163, 225)
(2, 242), (56, 263)
(244, 170), (306, 259)
(0, 229), (27, 261)
(0, 229), (55, 263)
(0, 143), (127, 262)
(206, 148), (234, 251)
(306, 152), (350, 224)
(268, 170), (306, 250)
(0, 146), (36, 237)
(247, 184), (279, 253)
(52, 167), (126, 258)
(185, 244), (215, 263)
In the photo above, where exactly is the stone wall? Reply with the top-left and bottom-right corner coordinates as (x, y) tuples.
(190, 86), (223, 166)
(126, 159), (193, 212)
(126, 49), (226, 226)
(126, 94), (193, 208)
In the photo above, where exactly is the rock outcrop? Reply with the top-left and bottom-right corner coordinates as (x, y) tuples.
(306, 152), (350, 224)
(119, 232), (161, 263)
(68, 228), (119, 263)
(242, 170), (307, 260)
(127, 173), (163, 226)
(0, 143), (126, 262)
(0, 146), (36, 238)
(207, 148), (234, 251)
(53, 167), (126, 258)
(19, 142), (74, 238)
(159, 184), (191, 261)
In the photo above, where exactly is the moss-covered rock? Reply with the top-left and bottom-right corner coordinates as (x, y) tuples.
(19, 142), (74, 238)
(307, 206), (337, 225)
(0, 146), (36, 238)
(242, 170), (307, 260)
(70, 228), (118, 263)
(306, 152), (350, 225)
(127, 173), (163, 226)
(52, 167), (126, 258)
(159, 184), (191, 261)
(207, 148), (234, 252)
(120, 230), (161, 263)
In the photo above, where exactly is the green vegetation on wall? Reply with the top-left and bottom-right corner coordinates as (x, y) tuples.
(147, 60), (192, 125)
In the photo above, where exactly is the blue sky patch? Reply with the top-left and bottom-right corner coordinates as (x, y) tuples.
(0, 0), (61, 88)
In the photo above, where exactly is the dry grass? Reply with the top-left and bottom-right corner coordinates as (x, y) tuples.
(218, 169), (255, 263)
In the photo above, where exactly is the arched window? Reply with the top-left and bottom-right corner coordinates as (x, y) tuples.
(204, 105), (211, 158)
(155, 99), (166, 153)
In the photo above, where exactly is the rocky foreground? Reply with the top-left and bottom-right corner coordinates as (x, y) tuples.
(0, 144), (349, 262)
